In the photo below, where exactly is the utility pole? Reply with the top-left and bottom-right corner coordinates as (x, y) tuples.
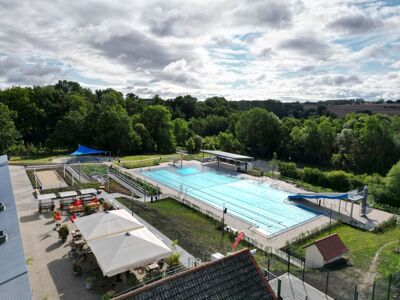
(220, 203), (227, 247)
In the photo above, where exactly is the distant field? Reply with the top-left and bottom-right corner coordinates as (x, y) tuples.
(9, 153), (68, 164)
(303, 103), (400, 117)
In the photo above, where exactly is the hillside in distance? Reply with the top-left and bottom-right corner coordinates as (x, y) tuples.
(302, 102), (400, 117)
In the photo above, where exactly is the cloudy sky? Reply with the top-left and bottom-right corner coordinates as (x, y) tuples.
(0, 0), (399, 101)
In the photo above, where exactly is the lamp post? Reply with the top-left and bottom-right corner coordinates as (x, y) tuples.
(131, 191), (134, 216)
(220, 203), (227, 247)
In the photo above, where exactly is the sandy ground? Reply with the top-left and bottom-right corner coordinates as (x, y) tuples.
(36, 170), (68, 190)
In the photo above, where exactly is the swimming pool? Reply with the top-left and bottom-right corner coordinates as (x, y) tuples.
(142, 165), (321, 235)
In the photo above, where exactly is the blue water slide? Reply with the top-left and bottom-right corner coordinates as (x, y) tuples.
(288, 193), (348, 200)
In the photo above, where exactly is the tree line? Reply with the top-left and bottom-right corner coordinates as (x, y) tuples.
(1, 80), (399, 179)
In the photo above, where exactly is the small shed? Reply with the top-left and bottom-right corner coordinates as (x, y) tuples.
(304, 234), (348, 268)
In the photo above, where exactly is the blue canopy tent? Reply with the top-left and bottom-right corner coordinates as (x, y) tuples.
(69, 145), (108, 156)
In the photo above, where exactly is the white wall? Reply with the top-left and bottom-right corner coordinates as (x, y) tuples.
(305, 244), (325, 268)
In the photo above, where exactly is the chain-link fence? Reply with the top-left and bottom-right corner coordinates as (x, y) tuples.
(264, 255), (400, 300)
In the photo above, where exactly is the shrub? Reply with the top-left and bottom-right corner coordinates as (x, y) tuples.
(325, 170), (350, 191)
(58, 224), (69, 242)
(278, 162), (300, 179)
(84, 205), (92, 215)
(372, 216), (398, 233)
(301, 167), (326, 186)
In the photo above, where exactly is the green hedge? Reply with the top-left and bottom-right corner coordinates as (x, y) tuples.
(278, 162), (364, 192)
(278, 162), (299, 179)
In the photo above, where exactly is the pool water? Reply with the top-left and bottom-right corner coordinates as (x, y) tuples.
(142, 166), (321, 235)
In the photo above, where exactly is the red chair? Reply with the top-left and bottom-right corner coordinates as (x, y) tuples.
(70, 213), (77, 223)
(54, 211), (61, 221)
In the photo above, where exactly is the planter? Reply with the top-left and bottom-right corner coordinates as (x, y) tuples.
(73, 264), (82, 276)
(86, 277), (94, 290)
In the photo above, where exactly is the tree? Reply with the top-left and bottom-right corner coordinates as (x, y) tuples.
(217, 132), (239, 152)
(133, 123), (155, 153)
(386, 160), (400, 199)
(236, 108), (282, 157)
(95, 105), (141, 154)
(185, 137), (196, 153)
(125, 93), (144, 115)
(203, 136), (218, 150)
(0, 103), (20, 154)
(172, 118), (191, 146)
(194, 135), (202, 152)
(141, 105), (176, 153)
(289, 117), (337, 165)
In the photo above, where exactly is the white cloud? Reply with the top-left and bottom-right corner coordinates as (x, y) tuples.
(0, 0), (398, 100)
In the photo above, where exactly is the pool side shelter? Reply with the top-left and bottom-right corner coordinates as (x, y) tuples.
(74, 210), (144, 241)
(87, 227), (173, 277)
(201, 149), (254, 171)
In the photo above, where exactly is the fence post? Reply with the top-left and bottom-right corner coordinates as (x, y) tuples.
(354, 285), (358, 300)
(302, 258), (305, 281)
(267, 258), (270, 272)
(372, 281), (376, 300)
(287, 251), (291, 274)
(387, 274), (392, 300)
(277, 279), (282, 299)
(325, 270), (330, 295)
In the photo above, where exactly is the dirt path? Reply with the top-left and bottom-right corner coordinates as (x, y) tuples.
(359, 240), (397, 292)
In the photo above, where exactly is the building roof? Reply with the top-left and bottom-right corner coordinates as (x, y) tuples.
(306, 234), (348, 262)
(113, 249), (277, 300)
(201, 150), (253, 161)
(269, 273), (334, 300)
(0, 155), (32, 299)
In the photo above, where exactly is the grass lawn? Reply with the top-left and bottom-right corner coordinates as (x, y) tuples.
(288, 224), (400, 278)
(117, 153), (211, 169)
(80, 164), (107, 175)
(9, 153), (68, 164)
(119, 152), (210, 162)
(115, 197), (278, 268)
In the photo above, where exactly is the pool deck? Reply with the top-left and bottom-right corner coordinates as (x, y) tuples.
(125, 160), (394, 250)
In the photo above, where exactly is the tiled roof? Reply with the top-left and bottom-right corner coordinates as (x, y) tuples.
(114, 249), (277, 300)
(313, 234), (348, 262)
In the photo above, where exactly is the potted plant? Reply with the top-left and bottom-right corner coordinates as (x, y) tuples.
(84, 205), (92, 215)
(58, 224), (69, 242)
(85, 276), (94, 290)
(73, 264), (82, 276)
(102, 201), (111, 211)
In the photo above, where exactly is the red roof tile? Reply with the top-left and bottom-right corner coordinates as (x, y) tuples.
(313, 234), (348, 262)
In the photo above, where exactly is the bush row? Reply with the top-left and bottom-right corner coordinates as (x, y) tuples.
(278, 162), (366, 191)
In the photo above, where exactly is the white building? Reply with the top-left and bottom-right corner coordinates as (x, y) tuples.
(305, 234), (348, 268)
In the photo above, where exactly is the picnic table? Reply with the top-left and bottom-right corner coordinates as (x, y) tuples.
(68, 202), (100, 213)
